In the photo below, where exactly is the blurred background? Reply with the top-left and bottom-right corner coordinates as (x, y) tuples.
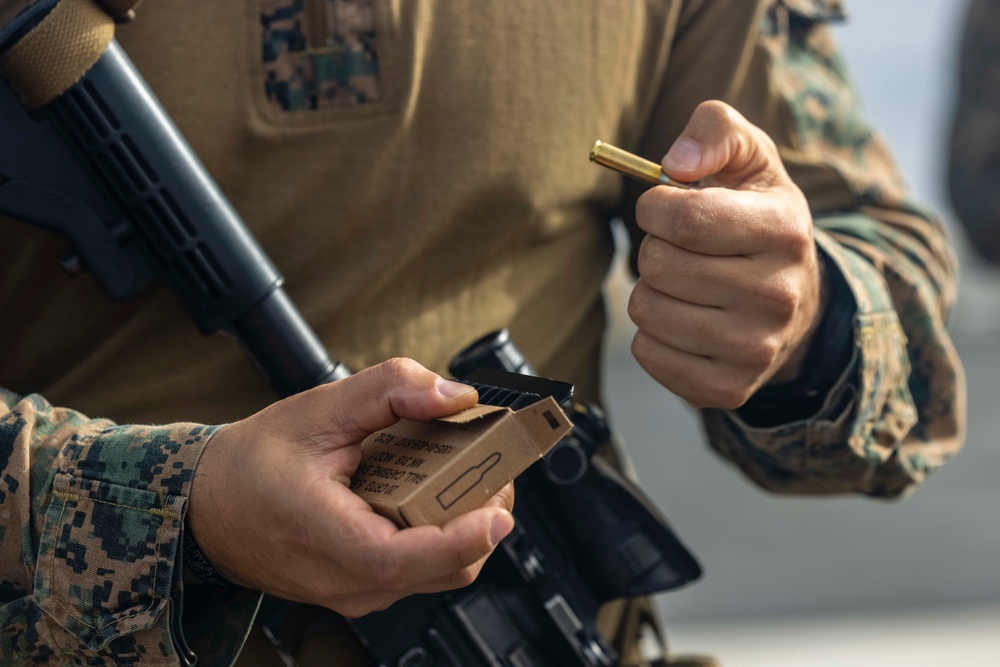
(601, 1), (1000, 665)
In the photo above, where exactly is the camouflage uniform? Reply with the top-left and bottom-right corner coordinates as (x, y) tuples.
(0, 0), (965, 665)
(949, 0), (1000, 265)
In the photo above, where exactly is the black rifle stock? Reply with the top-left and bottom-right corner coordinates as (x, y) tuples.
(0, 5), (701, 665)
(0, 2), (348, 397)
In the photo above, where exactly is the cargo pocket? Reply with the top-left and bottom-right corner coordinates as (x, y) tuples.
(253, 0), (395, 122)
(34, 473), (185, 651)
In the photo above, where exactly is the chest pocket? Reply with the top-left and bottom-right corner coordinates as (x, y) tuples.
(259, 0), (383, 113)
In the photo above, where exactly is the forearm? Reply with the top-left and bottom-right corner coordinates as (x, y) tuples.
(705, 4), (964, 497)
(0, 387), (257, 666)
(621, 0), (964, 497)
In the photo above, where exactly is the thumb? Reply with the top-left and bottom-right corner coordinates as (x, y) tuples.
(661, 100), (786, 189)
(317, 358), (479, 441)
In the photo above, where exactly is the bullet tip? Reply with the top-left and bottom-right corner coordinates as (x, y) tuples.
(590, 140), (603, 161)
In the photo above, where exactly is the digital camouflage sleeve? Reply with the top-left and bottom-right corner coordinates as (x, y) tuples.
(0, 389), (259, 665)
(713, 0), (966, 498)
(718, 0), (964, 497)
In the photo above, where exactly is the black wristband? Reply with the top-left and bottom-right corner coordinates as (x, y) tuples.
(182, 526), (235, 587)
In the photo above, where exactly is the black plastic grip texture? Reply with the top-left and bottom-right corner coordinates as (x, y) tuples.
(44, 42), (280, 335)
(0, 35), (349, 398)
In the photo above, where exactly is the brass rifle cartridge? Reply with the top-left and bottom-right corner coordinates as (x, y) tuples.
(590, 140), (692, 190)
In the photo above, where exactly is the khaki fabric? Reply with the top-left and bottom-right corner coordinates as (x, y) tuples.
(2, 0), (685, 422)
(0, 0), (965, 665)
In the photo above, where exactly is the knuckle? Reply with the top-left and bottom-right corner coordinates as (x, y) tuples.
(482, 485), (515, 513)
(449, 565), (480, 589)
(373, 599), (396, 613)
(455, 535), (489, 571)
(781, 222), (813, 260)
(348, 598), (397, 618)
(766, 280), (801, 320)
(740, 336), (781, 369)
(759, 337), (783, 368)
(627, 286), (652, 328)
(496, 484), (515, 512)
(711, 379), (754, 410)
(685, 369), (755, 410)
(678, 382), (720, 410)
(635, 189), (659, 228)
(672, 198), (710, 247)
(630, 332), (649, 365)
(696, 99), (737, 126)
(754, 126), (780, 156)
(372, 555), (405, 590)
(636, 236), (669, 278)
(770, 197), (813, 253)
(338, 604), (366, 619)
(380, 356), (421, 382)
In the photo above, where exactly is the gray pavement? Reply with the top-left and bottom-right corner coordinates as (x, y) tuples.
(598, 0), (1000, 659)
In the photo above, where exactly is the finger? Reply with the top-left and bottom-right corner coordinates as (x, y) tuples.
(401, 484), (511, 594)
(406, 559), (487, 595)
(628, 280), (727, 357)
(636, 184), (793, 256)
(334, 591), (403, 618)
(481, 482), (515, 513)
(636, 234), (752, 305)
(380, 485), (514, 595)
(660, 100), (788, 189)
(631, 330), (757, 410)
(629, 280), (782, 370)
(303, 358), (480, 443)
(377, 507), (514, 590)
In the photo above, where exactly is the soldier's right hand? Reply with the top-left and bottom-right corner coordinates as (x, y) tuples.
(185, 358), (515, 617)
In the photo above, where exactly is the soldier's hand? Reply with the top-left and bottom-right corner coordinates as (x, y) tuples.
(186, 358), (515, 617)
(630, 100), (824, 409)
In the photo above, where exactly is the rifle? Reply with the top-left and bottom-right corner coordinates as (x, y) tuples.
(0, 3), (701, 664)
(334, 331), (702, 666)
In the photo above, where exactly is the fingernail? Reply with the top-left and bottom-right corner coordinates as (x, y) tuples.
(489, 512), (514, 546)
(436, 378), (477, 400)
(664, 138), (702, 173)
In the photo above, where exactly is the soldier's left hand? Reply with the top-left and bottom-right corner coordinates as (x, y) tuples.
(629, 100), (824, 409)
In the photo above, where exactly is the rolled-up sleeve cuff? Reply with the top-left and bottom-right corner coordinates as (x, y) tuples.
(702, 225), (919, 496)
(29, 412), (258, 665)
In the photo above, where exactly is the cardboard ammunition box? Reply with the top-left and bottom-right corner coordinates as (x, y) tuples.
(351, 396), (573, 527)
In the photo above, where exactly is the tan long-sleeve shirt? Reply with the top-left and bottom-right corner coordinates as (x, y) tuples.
(0, 0), (965, 665)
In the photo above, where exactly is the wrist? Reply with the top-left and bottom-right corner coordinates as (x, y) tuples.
(183, 527), (236, 586)
(739, 247), (855, 426)
(770, 242), (829, 384)
(186, 422), (243, 587)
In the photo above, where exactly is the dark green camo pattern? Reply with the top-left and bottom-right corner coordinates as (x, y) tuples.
(260, 0), (380, 112)
(0, 389), (247, 665)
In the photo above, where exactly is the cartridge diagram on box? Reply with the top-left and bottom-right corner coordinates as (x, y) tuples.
(436, 452), (502, 509)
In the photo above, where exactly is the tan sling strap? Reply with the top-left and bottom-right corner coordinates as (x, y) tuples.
(0, 0), (144, 109)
